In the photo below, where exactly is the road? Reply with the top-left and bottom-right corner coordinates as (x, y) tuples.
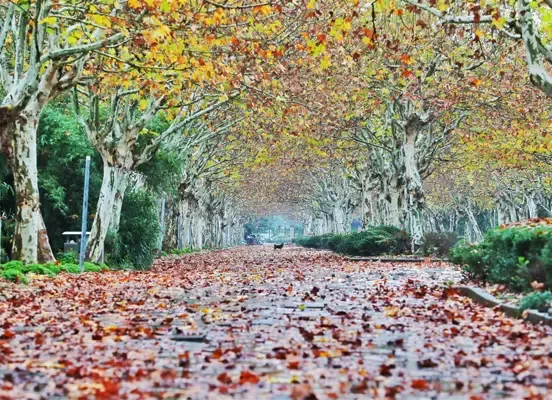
(0, 246), (550, 399)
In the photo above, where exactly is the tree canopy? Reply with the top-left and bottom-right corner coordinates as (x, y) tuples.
(0, 0), (550, 263)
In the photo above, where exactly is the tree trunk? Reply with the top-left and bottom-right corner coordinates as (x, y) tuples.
(38, 213), (55, 263)
(333, 205), (346, 234)
(464, 200), (483, 243)
(110, 176), (129, 232)
(527, 194), (537, 219)
(87, 161), (130, 262)
(388, 186), (403, 227)
(11, 114), (41, 264)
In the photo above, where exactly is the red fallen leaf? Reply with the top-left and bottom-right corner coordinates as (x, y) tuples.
(379, 363), (395, 376)
(400, 53), (411, 64)
(212, 348), (223, 359)
(217, 372), (232, 384)
(160, 369), (177, 380)
(441, 287), (458, 299)
(66, 366), (84, 379)
(239, 370), (260, 384)
(299, 327), (314, 342)
(412, 379), (431, 390)
(385, 385), (404, 397)
(417, 358), (438, 368)
(351, 380), (368, 393)
(0, 330), (15, 340)
(291, 383), (314, 400)
(288, 361), (300, 369)
(178, 352), (190, 368)
(227, 346), (242, 355)
(219, 386), (229, 394)
(328, 393), (339, 399)
(401, 69), (414, 79)
(95, 379), (120, 398)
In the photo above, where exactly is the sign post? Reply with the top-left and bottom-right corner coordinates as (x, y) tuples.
(158, 194), (166, 256)
(79, 156), (91, 272)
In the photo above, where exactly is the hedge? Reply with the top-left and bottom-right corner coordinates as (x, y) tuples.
(450, 225), (552, 292)
(295, 226), (410, 256)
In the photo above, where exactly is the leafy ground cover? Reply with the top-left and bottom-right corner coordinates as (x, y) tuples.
(0, 259), (109, 284)
(1, 246), (551, 399)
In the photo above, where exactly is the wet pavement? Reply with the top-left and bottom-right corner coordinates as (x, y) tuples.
(0, 246), (550, 399)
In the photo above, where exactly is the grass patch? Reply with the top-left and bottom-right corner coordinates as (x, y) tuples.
(0, 255), (110, 284)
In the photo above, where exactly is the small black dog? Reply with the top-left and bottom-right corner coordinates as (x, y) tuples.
(274, 243), (284, 250)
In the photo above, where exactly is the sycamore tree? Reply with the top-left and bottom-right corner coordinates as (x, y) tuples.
(260, 0), (476, 239)
(0, 0), (323, 263)
(0, 0), (132, 263)
(400, 0), (552, 96)
(75, 86), (239, 261)
(164, 119), (246, 250)
(73, 0), (330, 260)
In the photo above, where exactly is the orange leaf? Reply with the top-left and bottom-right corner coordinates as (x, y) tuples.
(412, 379), (431, 391)
(212, 348), (223, 359)
(217, 372), (232, 384)
(239, 370), (260, 384)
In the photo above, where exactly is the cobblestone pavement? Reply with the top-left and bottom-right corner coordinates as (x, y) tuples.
(1, 246), (551, 399)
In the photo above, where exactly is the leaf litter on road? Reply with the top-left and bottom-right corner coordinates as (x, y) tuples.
(0, 246), (551, 399)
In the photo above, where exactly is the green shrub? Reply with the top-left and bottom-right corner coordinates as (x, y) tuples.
(422, 232), (458, 257)
(449, 242), (489, 280)
(0, 258), (107, 284)
(0, 260), (24, 271)
(295, 226), (410, 257)
(46, 263), (62, 274)
(2, 268), (28, 284)
(27, 264), (56, 276)
(519, 291), (552, 312)
(60, 263), (81, 273)
(83, 262), (102, 272)
(450, 226), (552, 291)
(56, 251), (78, 265)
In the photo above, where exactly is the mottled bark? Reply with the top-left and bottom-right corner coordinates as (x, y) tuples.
(11, 113), (40, 263)
(38, 213), (55, 263)
(87, 162), (130, 263)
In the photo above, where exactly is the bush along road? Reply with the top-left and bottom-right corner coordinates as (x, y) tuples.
(1, 246), (551, 399)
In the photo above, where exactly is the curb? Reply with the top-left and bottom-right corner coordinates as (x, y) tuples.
(346, 257), (446, 263)
(446, 285), (552, 327)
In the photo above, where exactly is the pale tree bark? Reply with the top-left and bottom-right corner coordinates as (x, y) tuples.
(76, 89), (236, 262)
(38, 214), (55, 263)
(464, 199), (483, 243)
(87, 161), (131, 262)
(10, 113), (41, 263)
(0, 1), (128, 262)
